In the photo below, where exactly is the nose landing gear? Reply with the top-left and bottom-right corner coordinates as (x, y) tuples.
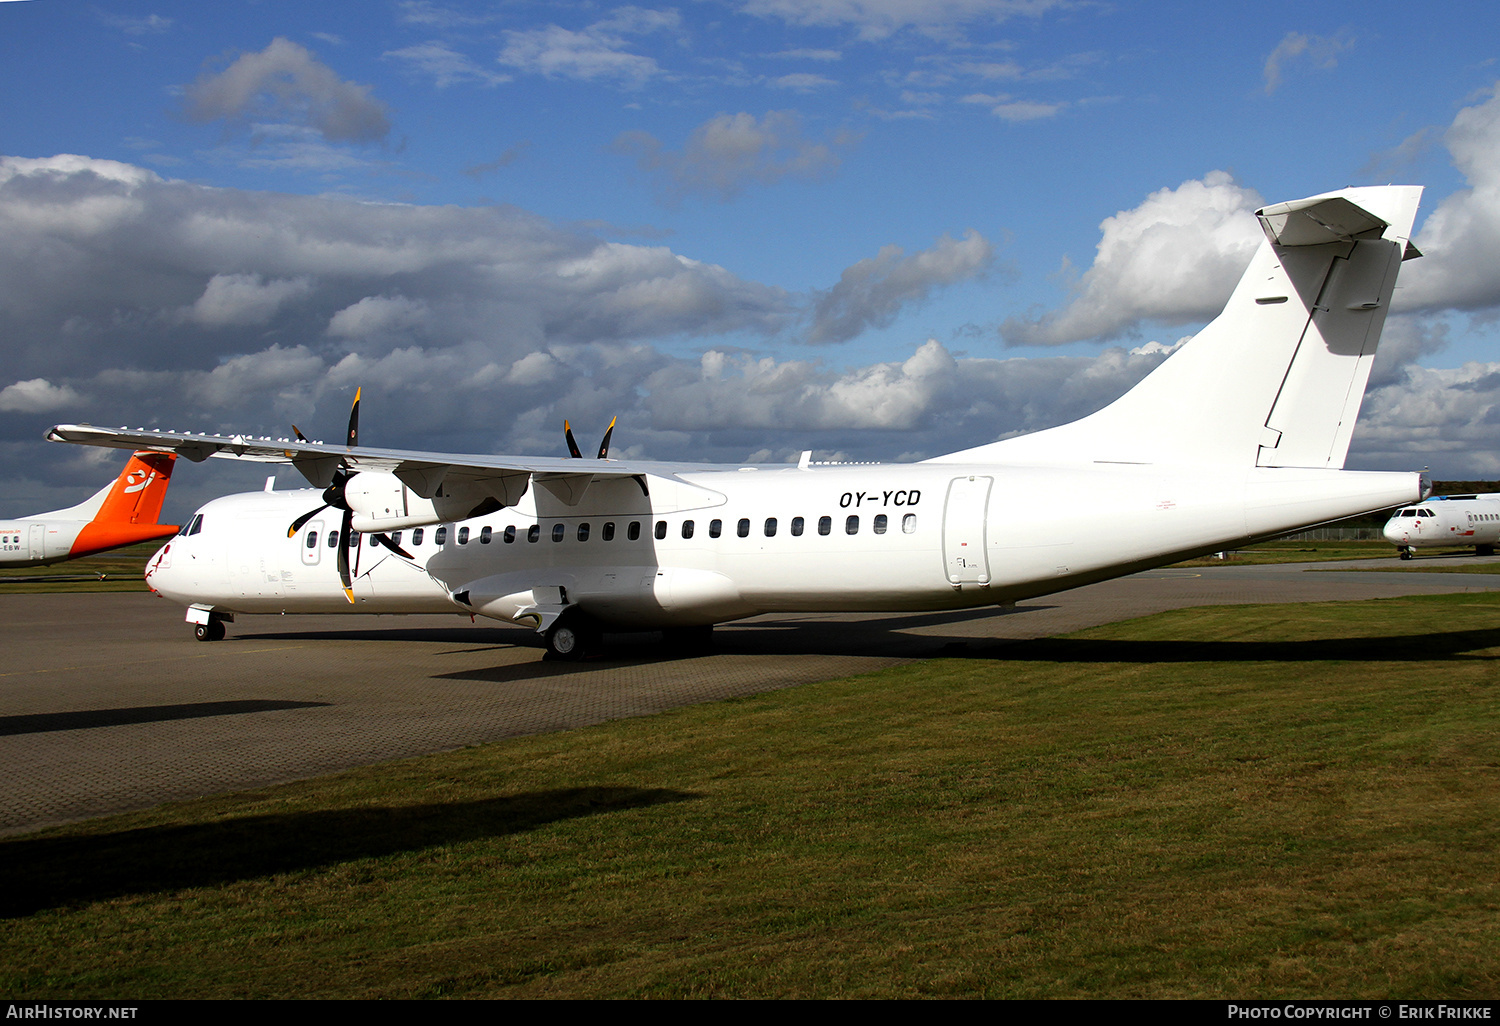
(194, 613), (227, 642)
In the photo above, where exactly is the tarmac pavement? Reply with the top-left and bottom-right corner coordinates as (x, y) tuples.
(4, 553), (1498, 836)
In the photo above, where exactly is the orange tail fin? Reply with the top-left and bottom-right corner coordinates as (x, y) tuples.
(69, 452), (179, 556)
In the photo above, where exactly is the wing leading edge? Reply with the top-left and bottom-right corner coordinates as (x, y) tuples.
(44, 424), (714, 510)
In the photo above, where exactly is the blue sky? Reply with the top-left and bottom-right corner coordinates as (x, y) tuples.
(3, 0), (1500, 517)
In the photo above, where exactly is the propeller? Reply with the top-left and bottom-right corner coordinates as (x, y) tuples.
(564, 416), (616, 460)
(284, 388), (407, 603)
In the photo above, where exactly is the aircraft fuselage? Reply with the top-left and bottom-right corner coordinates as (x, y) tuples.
(146, 461), (1422, 630)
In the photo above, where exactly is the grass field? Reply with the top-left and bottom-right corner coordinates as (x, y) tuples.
(0, 543), (160, 593)
(2, 592), (1497, 998)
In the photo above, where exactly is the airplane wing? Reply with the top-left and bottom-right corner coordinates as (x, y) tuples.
(45, 423), (716, 501)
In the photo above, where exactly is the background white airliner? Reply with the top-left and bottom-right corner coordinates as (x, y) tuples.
(1, 452), (177, 569)
(1383, 494), (1500, 558)
(51, 185), (1426, 655)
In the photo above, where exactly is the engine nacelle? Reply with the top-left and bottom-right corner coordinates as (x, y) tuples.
(346, 471), (504, 531)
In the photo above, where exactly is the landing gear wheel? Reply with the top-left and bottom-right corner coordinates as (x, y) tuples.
(1479, 545), (1495, 557)
(1399, 548), (1413, 561)
(194, 616), (226, 642)
(545, 614), (598, 661)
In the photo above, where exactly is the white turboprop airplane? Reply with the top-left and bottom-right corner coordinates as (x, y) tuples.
(1, 451), (178, 568)
(1383, 494), (1500, 558)
(49, 185), (1428, 653)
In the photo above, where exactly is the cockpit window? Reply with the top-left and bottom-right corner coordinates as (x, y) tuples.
(1400, 509), (1417, 517)
(181, 513), (204, 536)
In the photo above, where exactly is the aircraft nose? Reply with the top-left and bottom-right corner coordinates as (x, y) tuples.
(144, 541), (182, 596)
(1382, 521), (1403, 544)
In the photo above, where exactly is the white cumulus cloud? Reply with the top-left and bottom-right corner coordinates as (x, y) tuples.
(0, 378), (83, 413)
(1001, 171), (1264, 346)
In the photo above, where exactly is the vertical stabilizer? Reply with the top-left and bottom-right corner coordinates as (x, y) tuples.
(64, 452), (180, 557)
(93, 451), (177, 525)
(934, 185), (1422, 469)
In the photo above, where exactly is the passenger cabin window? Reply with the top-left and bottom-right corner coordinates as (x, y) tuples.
(391, 531), (402, 547)
(328, 530), (339, 549)
(305, 532), (318, 549)
(682, 520), (694, 539)
(528, 525), (540, 543)
(480, 526), (492, 544)
(458, 527), (469, 544)
(552, 524), (565, 542)
(578, 523), (590, 542)
(412, 528), (424, 546)
(818, 516), (831, 536)
(846, 515), (859, 535)
(902, 514), (917, 534)
(434, 526), (447, 546)
(655, 521), (667, 540)
(874, 514), (888, 535)
(504, 526), (515, 544)
(628, 521), (641, 541)
(737, 518), (750, 538)
(764, 518), (777, 537)
(791, 517), (804, 537)
(603, 522), (615, 541)
(709, 519), (722, 538)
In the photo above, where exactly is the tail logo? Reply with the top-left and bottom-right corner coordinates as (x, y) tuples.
(123, 469), (158, 495)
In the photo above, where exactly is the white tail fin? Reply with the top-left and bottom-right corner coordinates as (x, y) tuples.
(935, 185), (1423, 469)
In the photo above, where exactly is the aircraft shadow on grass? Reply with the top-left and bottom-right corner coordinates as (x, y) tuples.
(0, 786), (697, 919)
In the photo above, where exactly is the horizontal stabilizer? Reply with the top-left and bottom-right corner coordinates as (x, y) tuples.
(1257, 195), (1389, 246)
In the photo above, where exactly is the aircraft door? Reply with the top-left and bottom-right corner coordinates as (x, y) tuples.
(300, 521), (323, 566)
(943, 476), (992, 585)
(230, 516), (284, 599)
(28, 523), (44, 562)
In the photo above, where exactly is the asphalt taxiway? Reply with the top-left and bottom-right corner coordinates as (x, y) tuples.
(4, 555), (1499, 836)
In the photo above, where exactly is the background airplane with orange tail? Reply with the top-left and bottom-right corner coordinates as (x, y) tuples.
(0, 452), (179, 567)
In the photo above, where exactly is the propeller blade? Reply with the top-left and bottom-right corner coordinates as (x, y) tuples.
(288, 503), (330, 538)
(597, 416), (616, 460)
(564, 419), (583, 459)
(338, 508), (355, 604)
(370, 533), (413, 560)
(346, 387), (361, 448)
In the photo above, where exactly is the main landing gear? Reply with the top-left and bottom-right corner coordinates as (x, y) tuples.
(544, 612), (600, 661)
